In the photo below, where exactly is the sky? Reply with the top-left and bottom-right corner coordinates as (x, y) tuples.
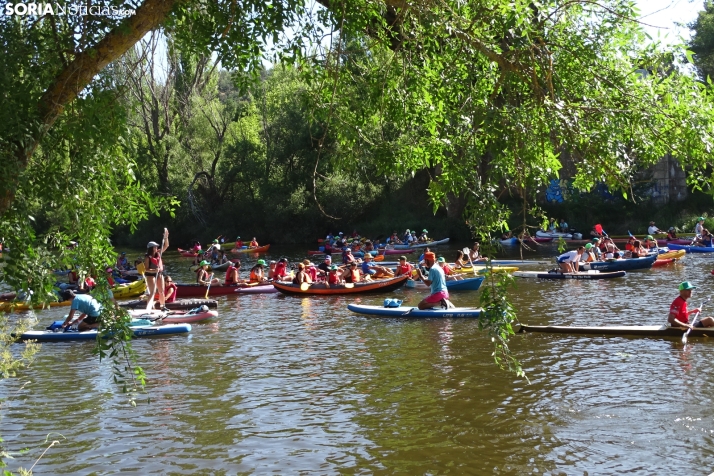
(634, 0), (704, 44)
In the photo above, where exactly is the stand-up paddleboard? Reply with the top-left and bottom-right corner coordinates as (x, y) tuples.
(18, 324), (192, 342)
(513, 270), (626, 280)
(348, 303), (482, 318)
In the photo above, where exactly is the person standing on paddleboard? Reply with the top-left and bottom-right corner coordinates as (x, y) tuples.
(668, 282), (714, 328)
(144, 229), (169, 311)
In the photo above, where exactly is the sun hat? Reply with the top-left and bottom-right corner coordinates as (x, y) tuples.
(257, 259), (266, 266)
(364, 254), (373, 259)
(147, 241), (159, 248)
(437, 256), (445, 262)
(200, 260), (209, 266)
(585, 243), (592, 250)
(679, 281), (696, 291)
(424, 251), (436, 261)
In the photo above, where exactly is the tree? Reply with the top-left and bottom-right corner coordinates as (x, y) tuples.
(689, 1), (714, 82)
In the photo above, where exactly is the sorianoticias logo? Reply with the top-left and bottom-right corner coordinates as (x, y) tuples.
(4, 3), (136, 16)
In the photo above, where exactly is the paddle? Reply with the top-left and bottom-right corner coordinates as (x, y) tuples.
(462, 247), (478, 276)
(205, 273), (215, 299)
(683, 298), (710, 345)
(146, 230), (167, 311)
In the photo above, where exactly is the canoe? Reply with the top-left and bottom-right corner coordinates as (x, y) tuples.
(308, 250), (366, 257)
(178, 247), (201, 257)
(405, 276), (485, 291)
(127, 308), (218, 324)
(348, 303), (483, 318)
(658, 250), (685, 260)
(119, 298), (218, 310)
(535, 230), (573, 239)
(408, 238), (450, 249)
(0, 300), (71, 313)
(453, 266), (519, 274)
(652, 258), (677, 267)
(229, 244), (270, 254)
(273, 274), (409, 295)
(518, 324), (714, 338)
(17, 323), (192, 342)
(175, 282), (275, 297)
(579, 254), (656, 272)
(512, 270), (626, 280)
(189, 261), (231, 272)
(666, 243), (714, 253)
(112, 279), (147, 299)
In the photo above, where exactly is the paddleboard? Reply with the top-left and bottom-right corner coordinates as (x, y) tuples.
(347, 303), (482, 318)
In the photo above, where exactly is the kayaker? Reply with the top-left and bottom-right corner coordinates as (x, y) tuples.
(547, 218), (557, 233)
(438, 257), (462, 281)
(601, 237), (620, 259)
(116, 252), (129, 271)
(556, 246), (585, 273)
(648, 221), (664, 235)
(395, 256), (413, 277)
(274, 258), (290, 282)
(630, 240), (647, 258)
(344, 262), (361, 284)
(249, 237), (259, 248)
(323, 239), (333, 255)
(668, 281), (714, 328)
(317, 255), (332, 277)
(402, 229), (411, 243)
(695, 217), (705, 236)
(60, 293), (105, 331)
(590, 225), (603, 239)
(342, 248), (357, 265)
(267, 260), (277, 279)
(643, 235), (658, 250)
(559, 218), (569, 233)
(225, 261), (243, 285)
(302, 259), (318, 281)
(667, 227), (678, 240)
(625, 236), (636, 253)
(454, 250), (469, 268)
(469, 243), (486, 262)
(196, 260), (219, 286)
(361, 253), (394, 279)
(249, 259), (268, 283)
(694, 229), (713, 247)
(292, 263), (312, 285)
(235, 236), (244, 249)
(326, 265), (342, 286)
(144, 229), (169, 311)
(581, 243), (597, 262)
(416, 252), (451, 310)
(501, 230), (513, 240)
(419, 229), (429, 243)
(163, 275), (177, 303)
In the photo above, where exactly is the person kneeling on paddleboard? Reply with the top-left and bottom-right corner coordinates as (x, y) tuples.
(668, 281), (714, 328)
(60, 293), (105, 331)
(416, 252), (452, 310)
(556, 246), (585, 274)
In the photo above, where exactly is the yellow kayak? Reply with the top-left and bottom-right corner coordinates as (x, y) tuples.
(0, 300), (71, 313)
(659, 250), (685, 260)
(112, 279), (147, 299)
(454, 266), (519, 275)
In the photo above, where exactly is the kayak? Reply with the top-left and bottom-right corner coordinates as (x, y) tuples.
(487, 260), (552, 266)
(666, 238), (698, 245)
(175, 282), (275, 297)
(229, 244), (270, 254)
(189, 261), (231, 272)
(513, 270), (626, 280)
(377, 249), (415, 255)
(499, 237), (553, 245)
(579, 254), (656, 272)
(348, 303), (483, 318)
(119, 298), (218, 310)
(666, 243), (714, 253)
(405, 276), (484, 291)
(273, 275), (409, 295)
(0, 300), (71, 313)
(234, 284), (279, 293)
(178, 247), (201, 257)
(652, 258), (677, 267)
(518, 324), (714, 338)
(453, 266), (519, 274)
(658, 250), (685, 260)
(17, 323), (192, 342)
(112, 279), (147, 299)
(535, 230), (573, 239)
(408, 238), (450, 249)
(127, 308), (218, 324)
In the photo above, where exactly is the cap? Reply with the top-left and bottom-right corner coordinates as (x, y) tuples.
(121, 252), (126, 255)
(422, 229), (428, 233)
(669, 227), (675, 231)
(213, 239), (218, 243)
(346, 248), (352, 252)
(236, 236), (241, 239)
(330, 265), (338, 270)
(424, 252), (436, 261)
(406, 229), (410, 232)
(106, 267), (113, 272)
(649, 221), (655, 225)
(399, 255), (407, 260)
(257, 259), (266, 266)
(269, 260), (276, 264)
(699, 217), (705, 221)
(591, 237), (599, 242)
(585, 243), (592, 250)
(646, 235), (653, 240)
(339, 232), (343, 235)
(200, 260), (209, 266)
(679, 281), (696, 291)
(437, 256), (445, 262)
(147, 241), (159, 248)
(325, 255), (332, 261)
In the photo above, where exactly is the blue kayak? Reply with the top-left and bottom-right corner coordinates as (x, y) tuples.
(17, 324), (192, 342)
(580, 254), (656, 272)
(666, 243), (714, 253)
(348, 303), (482, 318)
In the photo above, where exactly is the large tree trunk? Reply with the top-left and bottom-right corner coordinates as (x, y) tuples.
(0, 0), (179, 216)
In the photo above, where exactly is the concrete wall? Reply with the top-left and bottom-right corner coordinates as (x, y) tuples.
(647, 154), (689, 204)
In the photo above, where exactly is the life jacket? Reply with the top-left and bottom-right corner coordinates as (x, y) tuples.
(250, 267), (262, 282)
(351, 269), (361, 283)
(146, 254), (161, 272)
(225, 265), (237, 284)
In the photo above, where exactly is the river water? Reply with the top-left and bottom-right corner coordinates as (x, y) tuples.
(3, 243), (714, 474)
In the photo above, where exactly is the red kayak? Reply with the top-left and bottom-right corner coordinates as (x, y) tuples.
(229, 244), (270, 253)
(178, 247), (201, 257)
(653, 258), (677, 267)
(378, 249), (415, 255)
(175, 282), (274, 297)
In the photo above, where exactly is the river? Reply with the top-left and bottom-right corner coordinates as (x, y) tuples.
(2, 243), (714, 474)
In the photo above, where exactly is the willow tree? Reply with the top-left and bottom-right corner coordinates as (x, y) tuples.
(1, 0), (713, 378)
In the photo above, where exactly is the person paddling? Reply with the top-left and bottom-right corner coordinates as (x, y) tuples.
(668, 282), (714, 329)
(144, 229), (169, 311)
(416, 252), (451, 310)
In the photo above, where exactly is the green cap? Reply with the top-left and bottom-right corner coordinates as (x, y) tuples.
(213, 239), (218, 243)
(585, 243), (592, 250)
(699, 217), (705, 221)
(437, 256), (445, 262)
(679, 281), (696, 291)
(236, 236), (240, 239)
(200, 260), (209, 266)
(646, 235), (653, 240)
(592, 237), (599, 242)
(330, 265), (338, 270)
(423, 229), (428, 233)
(257, 259), (266, 266)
